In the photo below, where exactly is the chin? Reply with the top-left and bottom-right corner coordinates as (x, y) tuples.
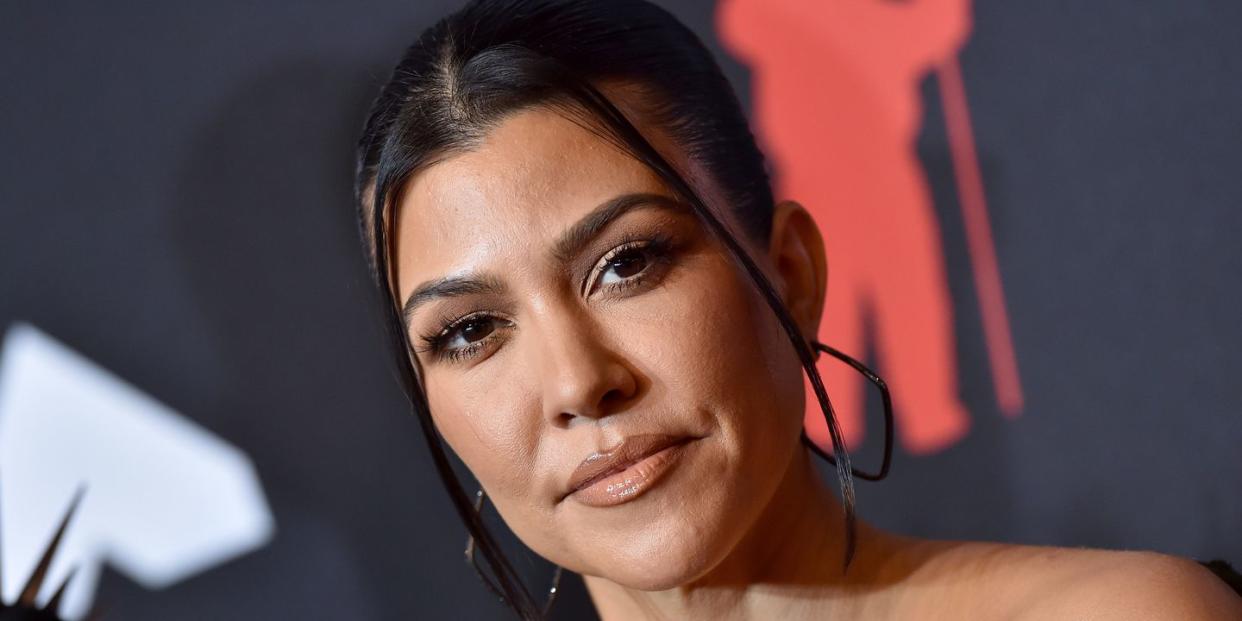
(575, 499), (744, 591)
(601, 532), (726, 590)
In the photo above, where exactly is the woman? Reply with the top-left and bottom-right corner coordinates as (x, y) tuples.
(351, 0), (1242, 618)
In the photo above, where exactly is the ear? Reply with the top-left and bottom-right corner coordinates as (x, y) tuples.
(767, 199), (827, 343)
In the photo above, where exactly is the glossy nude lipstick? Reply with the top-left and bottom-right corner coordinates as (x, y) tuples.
(564, 434), (693, 508)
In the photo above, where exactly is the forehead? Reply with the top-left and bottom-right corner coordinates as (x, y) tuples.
(393, 106), (675, 296)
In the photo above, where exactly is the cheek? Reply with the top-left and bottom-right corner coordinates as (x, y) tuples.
(423, 363), (572, 563)
(653, 251), (804, 439)
(424, 371), (539, 496)
(424, 379), (562, 577)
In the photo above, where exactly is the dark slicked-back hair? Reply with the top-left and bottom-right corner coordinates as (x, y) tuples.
(352, 1), (857, 618)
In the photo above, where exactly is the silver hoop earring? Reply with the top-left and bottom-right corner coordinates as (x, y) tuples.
(464, 488), (564, 616)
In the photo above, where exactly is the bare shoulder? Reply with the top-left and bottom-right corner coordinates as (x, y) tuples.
(995, 546), (1242, 620)
(889, 538), (1242, 620)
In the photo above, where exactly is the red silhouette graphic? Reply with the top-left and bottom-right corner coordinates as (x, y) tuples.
(718, 0), (1023, 455)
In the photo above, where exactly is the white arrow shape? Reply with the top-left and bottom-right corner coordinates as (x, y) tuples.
(0, 322), (275, 619)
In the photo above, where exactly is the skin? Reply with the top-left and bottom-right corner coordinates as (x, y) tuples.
(388, 96), (1241, 619)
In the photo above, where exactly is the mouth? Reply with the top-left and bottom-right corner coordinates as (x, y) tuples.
(562, 434), (696, 508)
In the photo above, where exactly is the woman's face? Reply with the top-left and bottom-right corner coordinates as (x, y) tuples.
(392, 102), (814, 589)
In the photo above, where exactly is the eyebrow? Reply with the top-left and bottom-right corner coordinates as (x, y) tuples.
(551, 192), (685, 263)
(401, 192), (685, 326)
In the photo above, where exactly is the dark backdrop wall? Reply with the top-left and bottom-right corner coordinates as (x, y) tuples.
(1, 1), (1238, 618)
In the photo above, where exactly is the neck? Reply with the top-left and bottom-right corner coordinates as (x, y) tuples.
(582, 447), (909, 620)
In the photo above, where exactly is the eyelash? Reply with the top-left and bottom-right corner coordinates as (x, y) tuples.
(415, 232), (677, 364)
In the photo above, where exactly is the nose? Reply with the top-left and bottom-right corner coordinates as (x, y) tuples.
(532, 307), (638, 428)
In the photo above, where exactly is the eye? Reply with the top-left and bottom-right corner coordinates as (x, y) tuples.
(448, 316), (496, 346)
(600, 247), (649, 284)
(418, 313), (511, 363)
(585, 235), (676, 296)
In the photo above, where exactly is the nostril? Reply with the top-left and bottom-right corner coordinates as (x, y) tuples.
(601, 387), (627, 406)
(556, 388), (628, 426)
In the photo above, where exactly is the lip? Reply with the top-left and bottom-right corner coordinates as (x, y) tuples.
(563, 434), (694, 508)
